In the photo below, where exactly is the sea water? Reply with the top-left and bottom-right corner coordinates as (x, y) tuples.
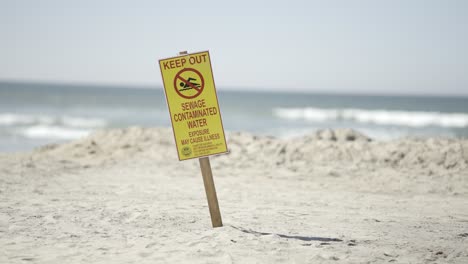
(1, 81), (468, 152)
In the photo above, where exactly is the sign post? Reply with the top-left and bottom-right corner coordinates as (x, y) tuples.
(199, 156), (222, 227)
(159, 50), (227, 228)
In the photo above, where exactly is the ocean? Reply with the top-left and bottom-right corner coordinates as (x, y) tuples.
(1, 81), (468, 152)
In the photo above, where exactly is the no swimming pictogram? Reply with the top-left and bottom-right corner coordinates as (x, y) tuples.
(173, 68), (205, 99)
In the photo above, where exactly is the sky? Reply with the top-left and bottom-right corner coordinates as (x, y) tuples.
(1, 0), (467, 95)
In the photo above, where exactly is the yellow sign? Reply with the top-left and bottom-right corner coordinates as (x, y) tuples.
(159, 51), (228, 160)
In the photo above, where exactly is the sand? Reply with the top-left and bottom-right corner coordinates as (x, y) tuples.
(1, 127), (468, 263)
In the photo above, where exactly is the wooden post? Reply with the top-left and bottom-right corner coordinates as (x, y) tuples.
(199, 157), (223, 228)
(178, 51), (222, 228)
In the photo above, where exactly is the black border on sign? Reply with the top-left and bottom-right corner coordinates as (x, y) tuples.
(158, 50), (229, 161)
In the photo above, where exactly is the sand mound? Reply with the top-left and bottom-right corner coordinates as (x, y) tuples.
(267, 130), (467, 170)
(28, 127), (468, 172)
(9, 127), (463, 195)
(33, 127), (468, 170)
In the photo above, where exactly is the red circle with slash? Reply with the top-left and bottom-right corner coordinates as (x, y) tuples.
(173, 68), (205, 99)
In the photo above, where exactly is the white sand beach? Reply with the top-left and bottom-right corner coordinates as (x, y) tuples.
(1, 127), (468, 263)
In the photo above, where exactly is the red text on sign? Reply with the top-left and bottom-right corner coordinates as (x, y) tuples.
(163, 54), (208, 70)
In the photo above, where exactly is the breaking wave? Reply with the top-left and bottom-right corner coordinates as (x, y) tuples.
(0, 113), (106, 128)
(20, 125), (91, 140)
(273, 107), (468, 128)
(0, 113), (107, 140)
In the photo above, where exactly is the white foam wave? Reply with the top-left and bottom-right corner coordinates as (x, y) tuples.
(273, 107), (468, 128)
(0, 113), (106, 128)
(20, 125), (91, 140)
(0, 113), (54, 126)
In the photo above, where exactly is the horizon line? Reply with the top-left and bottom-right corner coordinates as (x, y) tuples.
(1, 78), (468, 99)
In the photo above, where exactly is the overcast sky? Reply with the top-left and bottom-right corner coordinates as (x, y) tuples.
(1, 0), (467, 95)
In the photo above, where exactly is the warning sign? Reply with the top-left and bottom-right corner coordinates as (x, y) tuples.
(159, 51), (228, 161)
